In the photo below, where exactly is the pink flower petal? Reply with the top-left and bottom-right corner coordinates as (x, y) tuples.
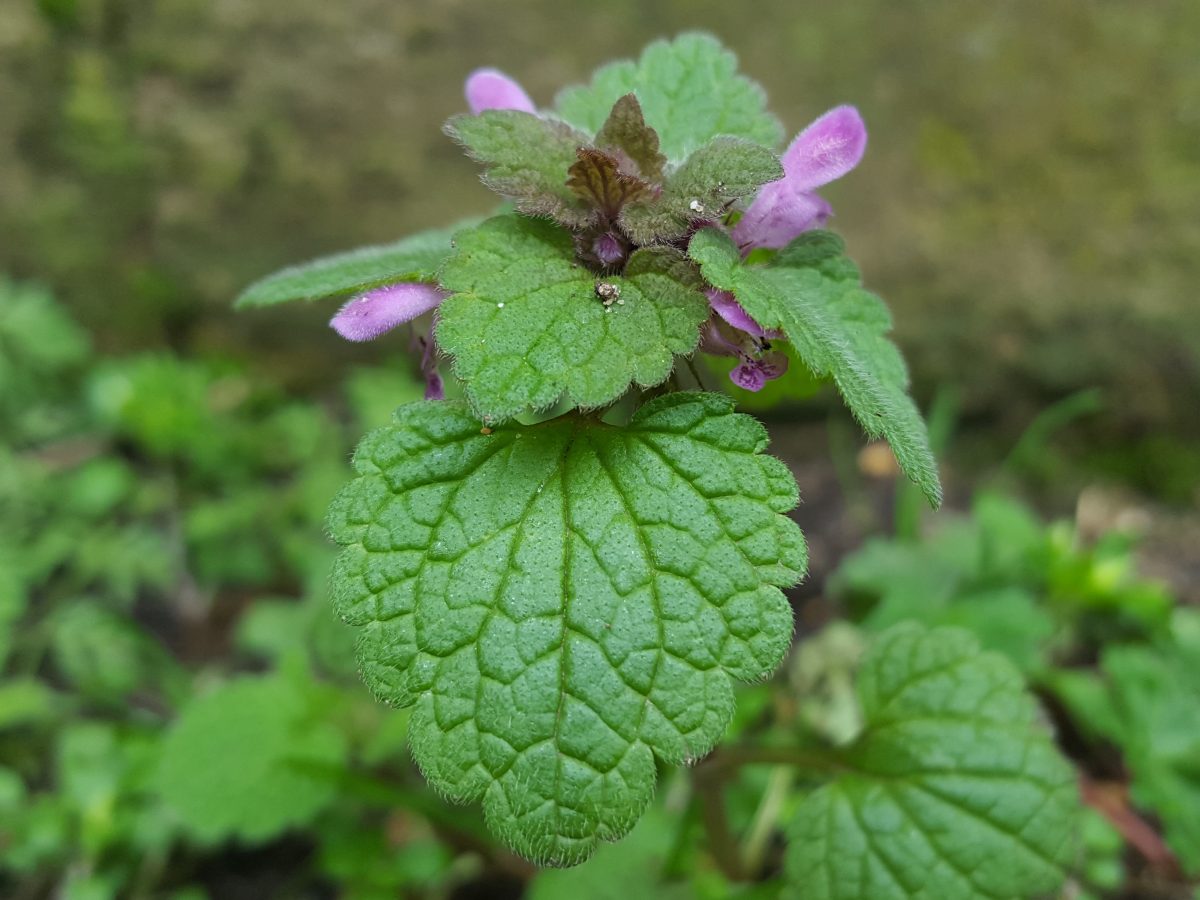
(782, 105), (868, 191)
(758, 350), (789, 380)
(730, 361), (768, 392)
(732, 105), (864, 252)
(707, 289), (767, 337)
(330, 282), (447, 342)
(729, 351), (789, 393)
(731, 180), (833, 251)
(699, 321), (742, 357)
(465, 68), (536, 114)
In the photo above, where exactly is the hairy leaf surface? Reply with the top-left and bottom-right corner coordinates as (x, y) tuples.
(328, 393), (806, 864)
(690, 228), (941, 506)
(234, 222), (474, 308)
(445, 112), (591, 224)
(555, 33), (783, 162)
(437, 215), (709, 422)
(622, 137), (782, 243)
(594, 93), (667, 182)
(784, 624), (1079, 900)
(567, 148), (654, 220)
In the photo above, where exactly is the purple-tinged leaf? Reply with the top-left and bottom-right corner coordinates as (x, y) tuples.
(566, 148), (654, 220)
(621, 136), (781, 244)
(594, 93), (667, 181)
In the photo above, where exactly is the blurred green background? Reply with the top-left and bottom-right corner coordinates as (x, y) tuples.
(3, 1), (1200, 898)
(4, 0), (1199, 499)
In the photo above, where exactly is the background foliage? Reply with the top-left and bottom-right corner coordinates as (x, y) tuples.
(2, 1), (1198, 897)
(3, 0), (1198, 499)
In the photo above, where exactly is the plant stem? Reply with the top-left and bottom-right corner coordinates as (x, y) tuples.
(684, 356), (709, 391)
(741, 766), (794, 875)
(708, 745), (843, 774)
(690, 743), (842, 882)
(693, 761), (745, 882)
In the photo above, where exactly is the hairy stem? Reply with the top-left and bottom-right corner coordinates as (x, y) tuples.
(694, 761), (745, 881)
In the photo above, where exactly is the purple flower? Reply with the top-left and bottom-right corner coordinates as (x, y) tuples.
(700, 322), (789, 393)
(730, 352), (789, 392)
(329, 282), (447, 342)
(465, 68), (536, 114)
(592, 232), (626, 268)
(732, 105), (867, 252)
(707, 288), (781, 339)
(418, 334), (445, 401)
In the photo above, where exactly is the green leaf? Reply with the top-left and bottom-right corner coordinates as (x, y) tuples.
(156, 674), (347, 842)
(621, 137), (782, 244)
(1061, 631), (1200, 874)
(556, 33), (783, 162)
(0, 679), (65, 731)
(830, 509), (1055, 675)
(689, 228), (942, 507)
(52, 601), (181, 702)
(327, 393), (805, 864)
(0, 552), (24, 669)
(594, 93), (667, 181)
(526, 806), (691, 899)
(234, 220), (475, 308)
(437, 215), (710, 422)
(783, 624), (1079, 900)
(446, 111), (591, 224)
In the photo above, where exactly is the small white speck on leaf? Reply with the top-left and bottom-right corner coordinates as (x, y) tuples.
(689, 199), (705, 213)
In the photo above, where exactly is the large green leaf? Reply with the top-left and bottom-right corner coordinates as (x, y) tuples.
(690, 228), (942, 507)
(555, 33), (783, 162)
(437, 215), (710, 422)
(784, 624), (1080, 900)
(328, 393), (805, 865)
(234, 221), (475, 308)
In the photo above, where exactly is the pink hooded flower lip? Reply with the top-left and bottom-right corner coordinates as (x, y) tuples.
(780, 104), (869, 190)
(707, 289), (764, 336)
(329, 282), (447, 342)
(700, 322), (789, 393)
(732, 104), (867, 251)
(464, 68), (537, 115)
